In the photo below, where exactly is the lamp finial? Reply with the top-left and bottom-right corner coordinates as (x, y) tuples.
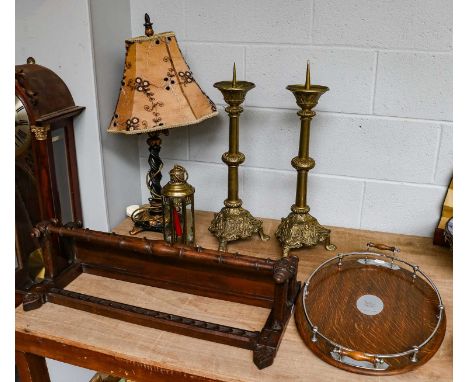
(144, 13), (154, 37)
(305, 60), (311, 90)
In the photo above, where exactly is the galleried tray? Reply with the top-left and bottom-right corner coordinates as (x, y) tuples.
(19, 219), (300, 369)
(295, 243), (446, 375)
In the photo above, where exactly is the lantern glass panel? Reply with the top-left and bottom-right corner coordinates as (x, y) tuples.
(163, 197), (173, 243)
(183, 195), (194, 244)
(163, 196), (194, 245)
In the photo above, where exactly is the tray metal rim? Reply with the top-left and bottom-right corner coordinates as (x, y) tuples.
(301, 250), (445, 364)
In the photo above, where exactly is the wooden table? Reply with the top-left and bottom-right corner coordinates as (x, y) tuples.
(16, 211), (452, 381)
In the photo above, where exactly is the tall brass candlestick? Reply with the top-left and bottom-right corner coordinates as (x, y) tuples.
(276, 62), (336, 256)
(209, 64), (269, 251)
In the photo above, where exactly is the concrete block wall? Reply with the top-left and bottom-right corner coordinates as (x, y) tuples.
(131, 0), (452, 236)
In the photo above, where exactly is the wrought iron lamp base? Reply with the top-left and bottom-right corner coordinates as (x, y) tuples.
(275, 211), (336, 256)
(129, 203), (163, 235)
(209, 206), (270, 251)
(129, 130), (167, 236)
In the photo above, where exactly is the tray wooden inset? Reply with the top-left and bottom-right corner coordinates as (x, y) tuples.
(295, 248), (446, 375)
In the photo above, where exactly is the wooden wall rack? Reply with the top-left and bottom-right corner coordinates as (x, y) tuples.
(19, 219), (300, 369)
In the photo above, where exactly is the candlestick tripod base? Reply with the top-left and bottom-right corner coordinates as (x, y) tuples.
(209, 206), (270, 251)
(275, 211), (336, 257)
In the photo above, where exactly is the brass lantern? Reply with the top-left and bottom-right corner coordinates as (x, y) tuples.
(161, 165), (195, 245)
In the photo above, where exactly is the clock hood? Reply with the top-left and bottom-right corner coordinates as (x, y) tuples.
(15, 62), (76, 121)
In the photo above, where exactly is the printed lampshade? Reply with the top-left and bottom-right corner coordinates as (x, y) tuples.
(108, 31), (217, 134)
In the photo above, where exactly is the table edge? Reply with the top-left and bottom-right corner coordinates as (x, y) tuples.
(16, 330), (223, 382)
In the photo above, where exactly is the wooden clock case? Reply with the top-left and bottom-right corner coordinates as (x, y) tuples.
(15, 59), (84, 304)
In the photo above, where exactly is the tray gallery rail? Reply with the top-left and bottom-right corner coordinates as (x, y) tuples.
(19, 219), (300, 369)
(295, 242), (446, 375)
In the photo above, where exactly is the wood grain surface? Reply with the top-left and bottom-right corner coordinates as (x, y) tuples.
(296, 256), (446, 375)
(16, 211), (452, 382)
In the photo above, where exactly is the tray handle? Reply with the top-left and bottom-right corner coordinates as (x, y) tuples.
(331, 348), (388, 370)
(339, 349), (376, 363)
(367, 242), (400, 253)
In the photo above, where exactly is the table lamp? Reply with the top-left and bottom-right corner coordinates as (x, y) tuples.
(108, 14), (218, 234)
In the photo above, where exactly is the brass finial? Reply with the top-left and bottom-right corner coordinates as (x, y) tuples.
(144, 13), (154, 37)
(169, 164), (188, 184)
(232, 62), (237, 87)
(305, 60), (311, 90)
(162, 165), (194, 198)
(26, 57), (35, 64)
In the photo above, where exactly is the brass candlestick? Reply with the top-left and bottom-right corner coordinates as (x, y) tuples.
(276, 62), (336, 256)
(209, 64), (269, 251)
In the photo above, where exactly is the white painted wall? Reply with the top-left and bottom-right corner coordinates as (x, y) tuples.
(132, 0), (453, 237)
(16, 0), (109, 232)
(16, 0), (138, 380)
(90, 0), (142, 229)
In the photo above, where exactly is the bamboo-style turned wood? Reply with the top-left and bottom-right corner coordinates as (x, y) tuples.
(23, 218), (299, 369)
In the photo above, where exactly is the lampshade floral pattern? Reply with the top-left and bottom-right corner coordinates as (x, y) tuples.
(108, 32), (217, 135)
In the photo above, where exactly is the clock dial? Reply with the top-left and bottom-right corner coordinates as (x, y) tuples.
(15, 95), (31, 157)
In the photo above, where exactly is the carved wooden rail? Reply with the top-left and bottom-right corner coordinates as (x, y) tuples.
(21, 219), (300, 369)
